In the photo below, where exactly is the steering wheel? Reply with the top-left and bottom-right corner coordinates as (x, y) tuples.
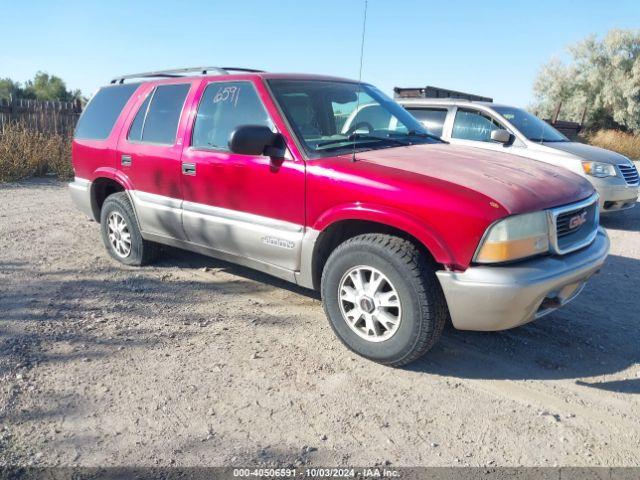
(346, 121), (375, 135)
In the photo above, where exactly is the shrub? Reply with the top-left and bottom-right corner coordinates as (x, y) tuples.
(0, 122), (73, 182)
(587, 129), (640, 160)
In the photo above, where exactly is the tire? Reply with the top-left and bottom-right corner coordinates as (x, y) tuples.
(100, 192), (158, 266)
(321, 234), (447, 367)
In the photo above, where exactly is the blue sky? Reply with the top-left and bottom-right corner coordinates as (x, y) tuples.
(3, 0), (639, 107)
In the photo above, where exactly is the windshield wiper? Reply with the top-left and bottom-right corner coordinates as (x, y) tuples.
(314, 133), (408, 150)
(406, 130), (444, 142)
(347, 132), (410, 146)
(528, 137), (567, 143)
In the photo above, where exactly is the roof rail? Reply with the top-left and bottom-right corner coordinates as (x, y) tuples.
(394, 85), (493, 103)
(110, 66), (265, 84)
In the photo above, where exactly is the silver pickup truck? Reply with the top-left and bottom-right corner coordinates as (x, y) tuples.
(395, 97), (639, 213)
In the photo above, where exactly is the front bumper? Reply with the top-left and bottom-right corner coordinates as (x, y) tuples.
(593, 179), (638, 212)
(436, 228), (609, 331)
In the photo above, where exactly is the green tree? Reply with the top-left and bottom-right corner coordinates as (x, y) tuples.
(532, 29), (640, 133)
(23, 71), (80, 102)
(0, 77), (23, 101)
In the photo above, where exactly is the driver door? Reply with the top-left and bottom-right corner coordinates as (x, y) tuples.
(179, 78), (305, 273)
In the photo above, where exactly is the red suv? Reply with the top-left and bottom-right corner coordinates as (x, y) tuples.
(70, 67), (609, 366)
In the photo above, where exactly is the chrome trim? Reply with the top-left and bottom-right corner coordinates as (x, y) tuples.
(547, 193), (599, 255)
(181, 162), (196, 175)
(618, 163), (639, 186)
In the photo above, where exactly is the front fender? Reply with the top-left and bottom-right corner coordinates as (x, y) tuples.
(313, 202), (454, 265)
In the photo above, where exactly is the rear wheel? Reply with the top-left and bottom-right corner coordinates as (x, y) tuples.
(321, 234), (447, 367)
(100, 192), (158, 266)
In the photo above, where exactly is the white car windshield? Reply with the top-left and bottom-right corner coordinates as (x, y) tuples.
(493, 106), (568, 143)
(269, 80), (441, 158)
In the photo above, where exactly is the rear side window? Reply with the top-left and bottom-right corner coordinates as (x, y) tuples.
(452, 109), (503, 142)
(192, 81), (273, 151)
(74, 84), (139, 140)
(127, 84), (191, 145)
(406, 108), (447, 137)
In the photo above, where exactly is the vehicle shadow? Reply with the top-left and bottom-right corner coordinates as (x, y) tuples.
(406, 253), (640, 394)
(600, 201), (640, 232)
(156, 245), (321, 300)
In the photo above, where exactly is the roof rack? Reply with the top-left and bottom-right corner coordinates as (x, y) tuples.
(110, 66), (265, 84)
(394, 85), (493, 103)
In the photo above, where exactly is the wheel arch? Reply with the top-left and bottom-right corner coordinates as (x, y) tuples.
(89, 168), (131, 221)
(305, 206), (454, 291)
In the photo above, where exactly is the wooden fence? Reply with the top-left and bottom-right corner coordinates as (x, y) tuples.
(0, 97), (83, 135)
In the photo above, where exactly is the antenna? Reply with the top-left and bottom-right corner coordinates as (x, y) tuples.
(352, 0), (368, 162)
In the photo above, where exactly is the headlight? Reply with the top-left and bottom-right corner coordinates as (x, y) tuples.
(474, 211), (549, 264)
(582, 161), (617, 178)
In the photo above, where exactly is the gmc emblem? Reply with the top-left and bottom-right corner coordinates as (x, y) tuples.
(569, 211), (588, 229)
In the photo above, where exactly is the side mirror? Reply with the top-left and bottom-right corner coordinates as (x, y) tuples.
(490, 129), (512, 145)
(228, 125), (286, 157)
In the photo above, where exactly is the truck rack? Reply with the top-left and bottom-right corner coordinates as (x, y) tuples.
(110, 67), (265, 84)
(394, 86), (493, 103)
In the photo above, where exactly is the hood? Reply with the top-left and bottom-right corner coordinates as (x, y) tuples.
(541, 141), (630, 165)
(354, 143), (594, 214)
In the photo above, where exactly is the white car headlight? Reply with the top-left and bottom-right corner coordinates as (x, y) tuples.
(474, 211), (549, 264)
(582, 161), (617, 178)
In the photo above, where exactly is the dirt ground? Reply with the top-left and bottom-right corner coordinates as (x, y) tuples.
(1, 178), (639, 468)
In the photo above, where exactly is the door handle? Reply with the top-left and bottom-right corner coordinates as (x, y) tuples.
(121, 155), (132, 167)
(182, 162), (196, 176)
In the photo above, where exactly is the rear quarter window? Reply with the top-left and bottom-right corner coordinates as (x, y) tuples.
(74, 84), (140, 140)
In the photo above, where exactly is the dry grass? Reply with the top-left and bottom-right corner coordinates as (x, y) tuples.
(587, 130), (640, 160)
(0, 122), (73, 183)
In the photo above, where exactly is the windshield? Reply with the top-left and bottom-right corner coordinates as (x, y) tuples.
(268, 80), (441, 157)
(493, 106), (568, 143)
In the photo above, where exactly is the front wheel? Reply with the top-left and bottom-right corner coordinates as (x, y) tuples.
(321, 234), (447, 367)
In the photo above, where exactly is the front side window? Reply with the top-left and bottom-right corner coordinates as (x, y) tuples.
(268, 80), (440, 158)
(406, 108), (447, 137)
(191, 81), (273, 151)
(127, 83), (190, 144)
(75, 83), (139, 140)
(492, 106), (568, 142)
(451, 109), (503, 142)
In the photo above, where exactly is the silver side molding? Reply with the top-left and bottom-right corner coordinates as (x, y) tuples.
(295, 228), (321, 289)
(181, 200), (304, 272)
(129, 190), (308, 275)
(68, 177), (94, 219)
(129, 190), (187, 241)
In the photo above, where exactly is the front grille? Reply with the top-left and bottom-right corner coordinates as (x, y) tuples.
(556, 206), (588, 237)
(549, 194), (599, 255)
(619, 163), (639, 185)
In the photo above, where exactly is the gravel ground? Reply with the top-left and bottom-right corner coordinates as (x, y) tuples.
(0, 178), (639, 468)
